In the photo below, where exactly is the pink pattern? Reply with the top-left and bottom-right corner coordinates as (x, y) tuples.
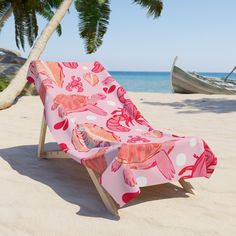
(178, 141), (217, 179)
(62, 62), (79, 69)
(59, 143), (69, 153)
(83, 72), (99, 87)
(127, 135), (150, 143)
(92, 61), (104, 73)
(106, 87), (152, 132)
(102, 76), (115, 85)
(103, 85), (116, 94)
(27, 60), (217, 207)
(51, 93), (107, 117)
(54, 118), (69, 131)
(66, 76), (83, 92)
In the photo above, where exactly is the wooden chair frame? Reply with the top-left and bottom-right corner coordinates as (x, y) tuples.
(38, 115), (195, 216)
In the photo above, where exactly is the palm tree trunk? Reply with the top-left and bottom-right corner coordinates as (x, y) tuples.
(0, 6), (13, 28)
(0, 0), (73, 110)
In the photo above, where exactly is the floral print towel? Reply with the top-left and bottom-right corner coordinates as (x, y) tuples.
(27, 60), (217, 207)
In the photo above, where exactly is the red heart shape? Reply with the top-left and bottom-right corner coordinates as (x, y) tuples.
(108, 85), (116, 93)
(103, 85), (116, 94)
(122, 191), (140, 203)
(103, 87), (108, 93)
(59, 143), (69, 153)
(54, 120), (66, 129)
(54, 119), (69, 130)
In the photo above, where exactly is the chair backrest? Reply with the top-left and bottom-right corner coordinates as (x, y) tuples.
(27, 60), (112, 103)
(27, 60), (153, 150)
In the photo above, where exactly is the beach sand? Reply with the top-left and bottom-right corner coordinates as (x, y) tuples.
(0, 93), (235, 236)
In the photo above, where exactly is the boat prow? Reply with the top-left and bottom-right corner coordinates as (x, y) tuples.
(171, 57), (236, 95)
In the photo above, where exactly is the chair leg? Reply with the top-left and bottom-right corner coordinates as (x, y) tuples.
(37, 114), (47, 158)
(37, 113), (118, 215)
(179, 179), (196, 195)
(86, 167), (119, 216)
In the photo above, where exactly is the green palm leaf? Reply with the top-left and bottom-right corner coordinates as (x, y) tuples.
(75, 0), (111, 54)
(0, 2), (12, 31)
(0, 0), (63, 50)
(134, 0), (163, 18)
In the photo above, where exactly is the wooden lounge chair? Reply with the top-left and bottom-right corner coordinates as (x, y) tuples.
(27, 60), (216, 216)
(37, 115), (195, 215)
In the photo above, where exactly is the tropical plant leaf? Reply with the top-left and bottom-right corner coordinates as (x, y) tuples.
(0, 0), (64, 50)
(0, 2), (12, 32)
(134, 0), (163, 18)
(75, 0), (111, 54)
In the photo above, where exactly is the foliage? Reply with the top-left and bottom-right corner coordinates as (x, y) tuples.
(75, 0), (163, 53)
(75, 0), (110, 54)
(0, 0), (163, 53)
(0, 76), (10, 92)
(0, 0), (63, 50)
(133, 0), (163, 18)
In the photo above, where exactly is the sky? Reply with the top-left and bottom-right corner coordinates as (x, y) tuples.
(0, 0), (235, 72)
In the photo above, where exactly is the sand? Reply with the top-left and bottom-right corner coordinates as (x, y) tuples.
(0, 93), (236, 236)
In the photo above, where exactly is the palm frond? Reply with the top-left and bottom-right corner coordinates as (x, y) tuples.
(0, 2), (12, 31)
(0, 2), (11, 18)
(75, 0), (111, 54)
(134, 0), (163, 18)
(0, 0), (64, 49)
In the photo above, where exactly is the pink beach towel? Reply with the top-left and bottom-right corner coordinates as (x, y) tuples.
(27, 60), (217, 207)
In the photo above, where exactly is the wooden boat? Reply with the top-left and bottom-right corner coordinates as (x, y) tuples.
(171, 57), (236, 95)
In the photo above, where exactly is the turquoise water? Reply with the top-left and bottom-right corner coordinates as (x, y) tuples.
(109, 71), (236, 93)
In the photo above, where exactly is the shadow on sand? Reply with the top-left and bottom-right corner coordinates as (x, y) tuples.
(142, 98), (236, 114)
(0, 143), (190, 220)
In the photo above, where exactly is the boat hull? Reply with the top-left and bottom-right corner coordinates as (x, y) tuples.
(171, 65), (236, 95)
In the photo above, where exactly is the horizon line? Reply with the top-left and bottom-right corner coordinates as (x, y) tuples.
(109, 70), (235, 74)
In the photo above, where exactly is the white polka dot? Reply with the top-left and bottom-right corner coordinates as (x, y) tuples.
(176, 153), (187, 166)
(135, 128), (143, 132)
(189, 138), (197, 147)
(86, 115), (97, 121)
(82, 66), (88, 70)
(136, 176), (147, 187)
(107, 100), (116, 106)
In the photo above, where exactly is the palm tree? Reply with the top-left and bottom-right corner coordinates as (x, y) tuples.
(0, 0), (63, 49)
(0, 0), (163, 109)
(0, 4), (13, 29)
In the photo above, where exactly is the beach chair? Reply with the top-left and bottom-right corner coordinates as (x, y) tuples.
(27, 60), (217, 215)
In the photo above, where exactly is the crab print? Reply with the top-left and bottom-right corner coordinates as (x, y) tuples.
(179, 141), (217, 179)
(107, 87), (153, 132)
(66, 76), (83, 92)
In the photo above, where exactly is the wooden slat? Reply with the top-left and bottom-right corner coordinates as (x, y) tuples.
(37, 114), (47, 158)
(40, 150), (68, 159)
(86, 167), (118, 215)
(37, 113), (119, 215)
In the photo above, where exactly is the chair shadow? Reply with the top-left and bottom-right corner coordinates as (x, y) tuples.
(123, 183), (189, 209)
(0, 143), (190, 219)
(142, 98), (236, 114)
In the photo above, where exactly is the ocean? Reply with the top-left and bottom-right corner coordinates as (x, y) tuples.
(109, 71), (236, 93)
